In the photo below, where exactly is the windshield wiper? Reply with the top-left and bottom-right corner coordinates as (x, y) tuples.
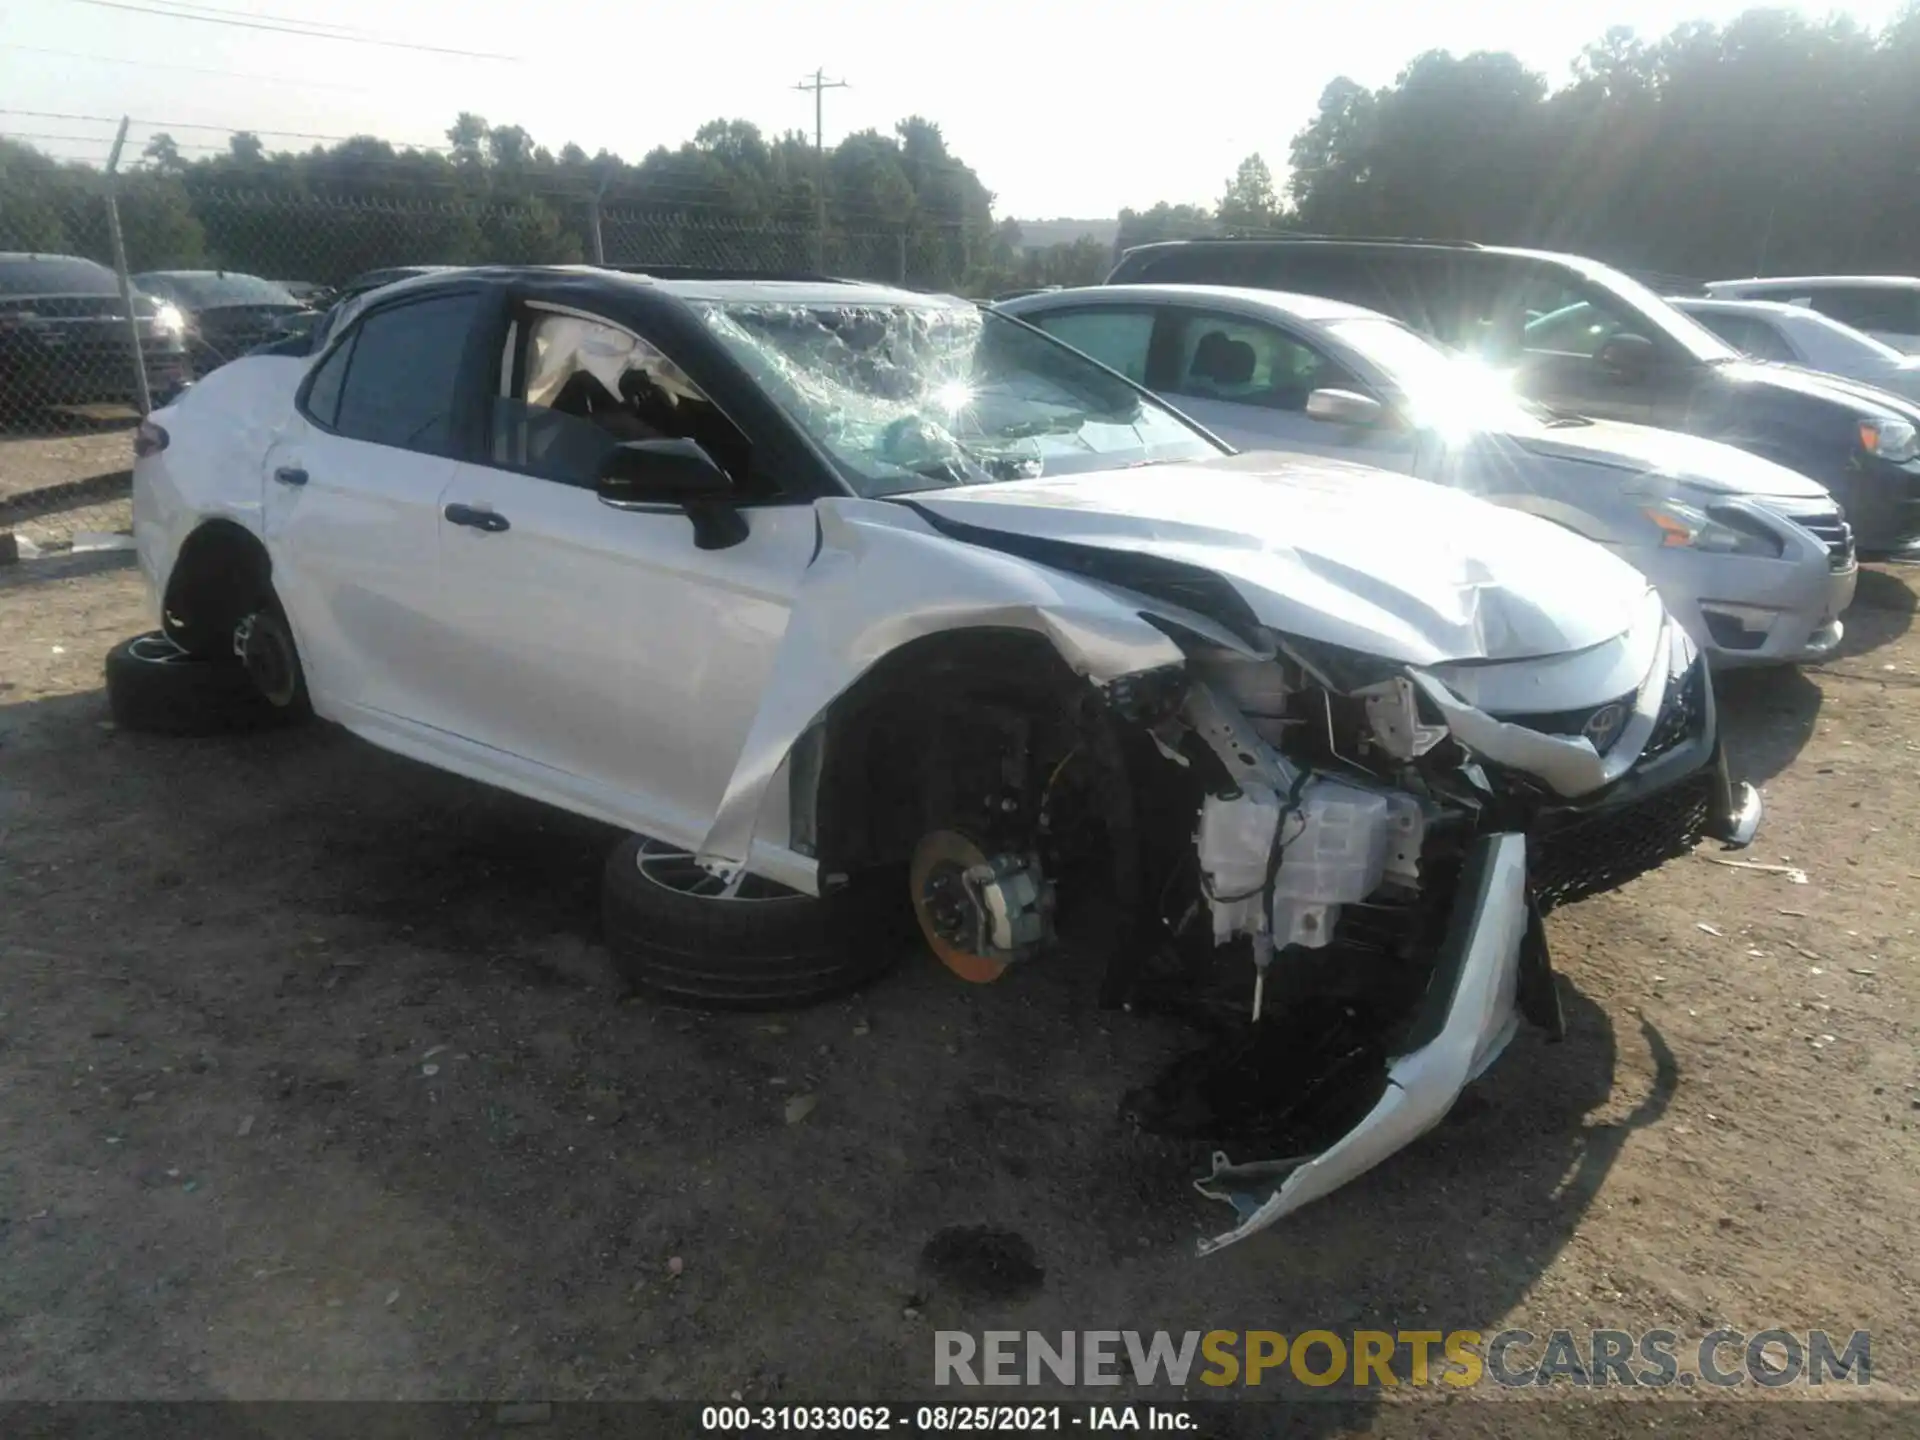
(988, 408), (1133, 440)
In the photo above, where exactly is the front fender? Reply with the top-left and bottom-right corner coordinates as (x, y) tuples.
(694, 499), (1199, 884)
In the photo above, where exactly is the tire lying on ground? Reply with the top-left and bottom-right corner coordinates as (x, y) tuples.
(602, 835), (907, 1008)
(103, 631), (294, 736)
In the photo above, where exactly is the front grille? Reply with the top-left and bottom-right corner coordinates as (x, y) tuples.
(1791, 509), (1856, 571)
(1529, 770), (1714, 911)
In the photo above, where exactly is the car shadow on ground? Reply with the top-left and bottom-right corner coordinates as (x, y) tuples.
(1832, 565), (1917, 661)
(1712, 663), (1823, 789)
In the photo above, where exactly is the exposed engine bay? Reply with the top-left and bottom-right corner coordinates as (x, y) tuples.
(807, 596), (1752, 1255)
(670, 483), (1761, 1257)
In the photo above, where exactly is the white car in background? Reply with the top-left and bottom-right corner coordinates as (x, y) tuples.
(1670, 296), (1920, 403)
(1703, 276), (1920, 353)
(118, 266), (1762, 1254)
(997, 283), (1857, 668)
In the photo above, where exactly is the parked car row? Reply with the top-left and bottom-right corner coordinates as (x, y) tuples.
(80, 245), (1920, 1256)
(0, 253), (451, 419)
(1105, 240), (1920, 559)
(131, 269), (310, 375)
(0, 252), (192, 414)
(996, 281), (1855, 669)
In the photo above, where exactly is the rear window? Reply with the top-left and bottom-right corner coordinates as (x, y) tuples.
(1803, 286), (1920, 336)
(0, 256), (118, 297)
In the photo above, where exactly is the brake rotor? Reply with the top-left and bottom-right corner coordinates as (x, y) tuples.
(909, 829), (1008, 984)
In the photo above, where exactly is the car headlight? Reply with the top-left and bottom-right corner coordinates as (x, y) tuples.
(150, 302), (187, 339)
(1642, 500), (1785, 558)
(1859, 416), (1919, 464)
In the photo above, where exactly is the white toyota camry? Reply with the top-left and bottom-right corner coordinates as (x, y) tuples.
(119, 266), (1761, 1254)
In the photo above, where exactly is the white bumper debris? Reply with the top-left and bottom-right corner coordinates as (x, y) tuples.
(1194, 832), (1529, 1255)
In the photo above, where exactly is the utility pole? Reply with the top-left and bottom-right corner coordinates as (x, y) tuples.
(793, 68), (848, 272)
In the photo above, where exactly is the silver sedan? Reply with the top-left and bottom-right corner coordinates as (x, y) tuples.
(997, 283), (1858, 667)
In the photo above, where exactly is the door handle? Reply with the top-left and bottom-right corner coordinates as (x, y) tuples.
(273, 465), (308, 487)
(444, 502), (510, 533)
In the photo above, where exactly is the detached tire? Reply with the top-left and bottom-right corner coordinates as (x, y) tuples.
(602, 835), (905, 1009)
(104, 631), (288, 736)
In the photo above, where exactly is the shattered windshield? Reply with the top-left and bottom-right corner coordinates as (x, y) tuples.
(694, 300), (1222, 495)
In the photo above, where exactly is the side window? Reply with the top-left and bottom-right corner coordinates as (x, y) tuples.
(1163, 311), (1361, 411)
(331, 292), (480, 455)
(490, 310), (750, 490)
(1252, 250), (1407, 322)
(1805, 287), (1920, 337)
(1029, 308), (1154, 384)
(302, 331), (355, 429)
(1517, 286), (1630, 358)
(1693, 312), (1796, 362)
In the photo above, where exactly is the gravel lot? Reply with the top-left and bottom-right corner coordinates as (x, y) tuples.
(0, 422), (134, 506)
(1, 548), (1917, 1429)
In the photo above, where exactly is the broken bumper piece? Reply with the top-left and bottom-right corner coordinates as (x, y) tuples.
(1194, 832), (1530, 1256)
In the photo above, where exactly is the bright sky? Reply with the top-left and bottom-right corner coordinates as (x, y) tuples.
(1, 0), (1909, 217)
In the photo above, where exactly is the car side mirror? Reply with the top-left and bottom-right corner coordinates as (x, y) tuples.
(1305, 388), (1386, 427)
(1596, 332), (1656, 380)
(596, 437), (747, 550)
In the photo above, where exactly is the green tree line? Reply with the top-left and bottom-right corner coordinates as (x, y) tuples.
(4, 7), (1918, 296)
(0, 113), (1004, 291)
(1284, 6), (1920, 276)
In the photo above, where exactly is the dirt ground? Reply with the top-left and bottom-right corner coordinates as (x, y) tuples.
(0, 422), (134, 505)
(1, 543), (1917, 1427)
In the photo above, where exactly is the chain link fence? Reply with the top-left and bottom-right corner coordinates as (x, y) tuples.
(2, 173), (975, 425)
(2, 173), (974, 561)
(0, 172), (164, 433)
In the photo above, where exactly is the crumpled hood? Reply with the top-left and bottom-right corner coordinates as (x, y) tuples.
(904, 453), (1654, 666)
(1507, 417), (1831, 500)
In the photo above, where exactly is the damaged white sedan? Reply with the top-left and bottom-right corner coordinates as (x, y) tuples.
(122, 268), (1762, 1254)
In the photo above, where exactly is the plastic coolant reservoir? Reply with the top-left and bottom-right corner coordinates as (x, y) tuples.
(1273, 779), (1391, 905)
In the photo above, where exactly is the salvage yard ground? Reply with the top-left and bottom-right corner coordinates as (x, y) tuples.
(2, 539), (1918, 1428)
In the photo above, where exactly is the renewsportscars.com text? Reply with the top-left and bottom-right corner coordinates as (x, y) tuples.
(934, 1329), (1871, 1389)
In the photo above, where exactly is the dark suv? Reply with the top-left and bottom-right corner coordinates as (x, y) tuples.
(1108, 239), (1920, 556)
(0, 253), (191, 415)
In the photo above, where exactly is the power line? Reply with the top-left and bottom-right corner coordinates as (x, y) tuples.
(0, 109), (119, 126)
(0, 43), (381, 94)
(0, 109), (449, 152)
(56, 0), (519, 60)
(100, 0), (411, 40)
(151, 119), (450, 150)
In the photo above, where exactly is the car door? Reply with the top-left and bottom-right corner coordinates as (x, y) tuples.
(1153, 307), (1417, 470)
(260, 287), (485, 726)
(432, 300), (817, 838)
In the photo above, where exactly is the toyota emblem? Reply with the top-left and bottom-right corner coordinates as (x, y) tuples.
(1582, 702), (1627, 753)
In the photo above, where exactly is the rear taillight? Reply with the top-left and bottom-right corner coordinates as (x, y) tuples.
(134, 420), (169, 457)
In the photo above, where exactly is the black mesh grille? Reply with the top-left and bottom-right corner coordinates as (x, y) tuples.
(1529, 770), (1714, 911)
